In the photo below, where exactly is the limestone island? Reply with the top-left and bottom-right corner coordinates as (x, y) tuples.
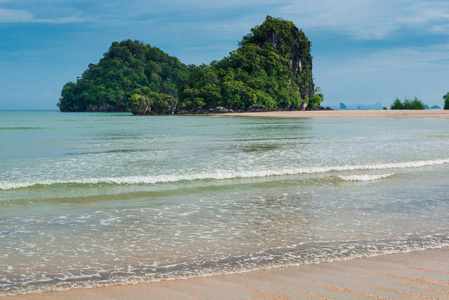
(57, 16), (330, 115)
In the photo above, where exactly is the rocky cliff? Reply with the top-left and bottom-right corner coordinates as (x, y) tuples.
(130, 93), (177, 115)
(240, 16), (314, 102)
(178, 16), (320, 111)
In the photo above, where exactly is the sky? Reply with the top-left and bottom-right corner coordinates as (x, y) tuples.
(1, 0), (449, 109)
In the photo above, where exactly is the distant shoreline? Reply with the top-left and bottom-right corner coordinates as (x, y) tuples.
(219, 109), (449, 118)
(3, 109), (449, 119)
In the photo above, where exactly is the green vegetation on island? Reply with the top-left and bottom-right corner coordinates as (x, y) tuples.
(58, 40), (188, 112)
(390, 97), (425, 110)
(177, 16), (321, 112)
(444, 92), (449, 110)
(58, 16), (325, 114)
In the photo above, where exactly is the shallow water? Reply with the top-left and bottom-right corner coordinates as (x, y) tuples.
(1, 111), (449, 295)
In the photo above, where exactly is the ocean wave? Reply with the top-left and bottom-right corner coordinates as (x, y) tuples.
(338, 173), (394, 182)
(1, 158), (448, 190)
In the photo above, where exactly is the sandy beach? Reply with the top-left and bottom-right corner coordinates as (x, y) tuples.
(4, 247), (449, 299)
(221, 109), (449, 118)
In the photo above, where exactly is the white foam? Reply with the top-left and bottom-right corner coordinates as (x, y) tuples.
(339, 174), (394, 182)
(1, 158), (448, 190)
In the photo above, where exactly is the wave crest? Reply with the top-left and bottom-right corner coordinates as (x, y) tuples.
(338, 174), (394, 182)
(1, 158), (448, 190)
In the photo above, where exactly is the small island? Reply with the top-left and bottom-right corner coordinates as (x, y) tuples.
(57, 16), (327, 114)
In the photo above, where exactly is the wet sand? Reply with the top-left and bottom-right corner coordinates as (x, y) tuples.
(221, 109), (449, 118)
(5, 247), (449, 299)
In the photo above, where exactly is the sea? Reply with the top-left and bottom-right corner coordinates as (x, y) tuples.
(1, 110), (449, 296)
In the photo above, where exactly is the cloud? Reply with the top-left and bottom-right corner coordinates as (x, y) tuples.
(0, 8), (33, 22)
(317, 43), (449, 79)
(357, 44), (449, 72)
(4, 0), (449, 36)
(0, 7), (87, 23)
(36, 16), (88, 24)
(398, 1), (449, 24)
(280, 0), (449, 40)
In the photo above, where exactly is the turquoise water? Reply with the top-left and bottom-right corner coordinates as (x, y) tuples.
(1, 110), (449, 295)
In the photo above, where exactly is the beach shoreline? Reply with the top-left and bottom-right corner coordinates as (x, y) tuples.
(218, 109), (449, 118)
(4, 247), (449, 299)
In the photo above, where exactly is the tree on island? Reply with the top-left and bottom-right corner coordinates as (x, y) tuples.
(444, 92), (449, 110)
(309, 88), (324, 109)
(390, 97), (424, 110)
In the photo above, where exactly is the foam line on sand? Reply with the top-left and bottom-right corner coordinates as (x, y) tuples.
(5, 248), (449, 299)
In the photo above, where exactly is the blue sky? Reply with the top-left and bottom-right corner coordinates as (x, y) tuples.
(1, 0), (449, 109)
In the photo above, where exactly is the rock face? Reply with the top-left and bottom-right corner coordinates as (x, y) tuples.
(130, 96), (152, 115)
(247, 105), (268, 112)
(211, 106), (233, 113)
(130, 94), (177, 115)
(176, 106), (234, 114)
(267, 24), (314, 100)
(86, 104), (120, 112)
(245, 16), (314, 103)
